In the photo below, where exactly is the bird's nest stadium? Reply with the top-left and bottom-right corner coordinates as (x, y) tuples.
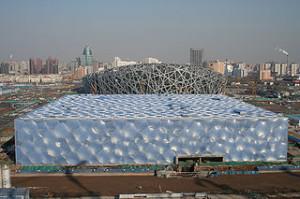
(83, 63), (227, 94)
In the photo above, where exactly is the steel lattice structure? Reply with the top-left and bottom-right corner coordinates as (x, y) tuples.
(83, 63), (227, 94)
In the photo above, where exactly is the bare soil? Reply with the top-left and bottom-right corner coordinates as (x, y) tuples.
(12, 173), (300, 197)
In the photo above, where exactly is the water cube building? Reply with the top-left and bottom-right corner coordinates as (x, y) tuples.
(15, 95), (288, 165)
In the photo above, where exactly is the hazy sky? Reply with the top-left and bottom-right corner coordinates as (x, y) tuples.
(0, 0), (299, 64)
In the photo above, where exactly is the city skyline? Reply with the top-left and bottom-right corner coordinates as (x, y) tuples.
(0, 0), (300, 64)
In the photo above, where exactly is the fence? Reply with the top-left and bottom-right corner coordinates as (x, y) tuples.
(18, 165), (166, 174)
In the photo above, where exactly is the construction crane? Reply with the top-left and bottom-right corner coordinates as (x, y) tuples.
(250, 80), (257, 98)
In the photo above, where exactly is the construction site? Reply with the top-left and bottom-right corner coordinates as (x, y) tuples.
(0, 75), (300, 198)
(0, 82), (78, 164)
(10, 173), (300, 198)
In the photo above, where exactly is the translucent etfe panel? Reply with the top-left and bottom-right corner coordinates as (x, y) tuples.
(15, 117), (288, 165)
(21, 94), (278, 120)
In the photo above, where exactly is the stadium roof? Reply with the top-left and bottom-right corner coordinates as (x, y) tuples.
(19, 94), (282, 120)
(83, 63), (227, 94)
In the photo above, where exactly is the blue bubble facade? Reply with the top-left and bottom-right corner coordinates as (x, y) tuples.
(15, 95), (288, 165)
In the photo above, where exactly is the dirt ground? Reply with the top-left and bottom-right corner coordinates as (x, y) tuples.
(12, 173), (300, 197)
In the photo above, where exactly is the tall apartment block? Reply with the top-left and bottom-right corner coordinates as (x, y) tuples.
(190, 48), (203, 66)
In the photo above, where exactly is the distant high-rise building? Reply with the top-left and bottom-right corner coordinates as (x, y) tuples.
(259, 63), (273, 81)
(259, 70), (272, 81)
(0, 62), (14, 74)
(0, 62), (9, 74)
(29, 58), (43, 74)
(190, 48), (203, 66)
(241, 68), (249, 78)
(143, 57), (162, 64)
(112, 57), (137, 68)
(290, 63), (300, 76)
(208, 60), (225, 74)
(225, 64), (234, 76)
(281, 64), (288, 76)
(75, 57), (81, 68)
(259, 63), (271, 71)
(82, 46), (93, 67)
(232, 63), (248, 78)
(73, 66), (88, 80)
(271, 63), (281, 76)
(17, 61), (29, 75)
(44, 57), (59, 74)
(0, 61), (29, 75)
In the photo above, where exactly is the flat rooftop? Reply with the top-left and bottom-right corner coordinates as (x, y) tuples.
(19, 94), (282, 120)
